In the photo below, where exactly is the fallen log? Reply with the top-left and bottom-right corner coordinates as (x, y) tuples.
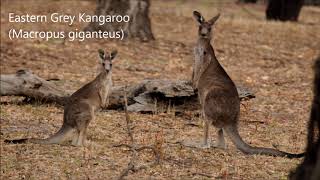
(0, 69), (67, 104)
(0, 69), (255, 112)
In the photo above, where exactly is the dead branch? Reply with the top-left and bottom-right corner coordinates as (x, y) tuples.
(116, 90), (160, 180)
(192, 172), (213, 178)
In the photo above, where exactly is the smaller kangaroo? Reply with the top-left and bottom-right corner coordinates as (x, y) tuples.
(4, 49), (117, 146)
(185, 11), (304, 158)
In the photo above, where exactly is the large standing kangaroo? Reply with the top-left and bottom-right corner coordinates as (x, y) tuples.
(187, 11), (304, 158)
(5, 49), (117, 146)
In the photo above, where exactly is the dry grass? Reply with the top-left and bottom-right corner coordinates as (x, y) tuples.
(1, 0), (320, 179)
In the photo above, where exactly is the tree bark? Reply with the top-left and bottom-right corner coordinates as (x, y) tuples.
(85, 0), (154, 41)
(0, 70), (255, 113)
(266, 0), (304, 21)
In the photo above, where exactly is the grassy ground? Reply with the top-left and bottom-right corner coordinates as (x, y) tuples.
(1, 0), (320, 179)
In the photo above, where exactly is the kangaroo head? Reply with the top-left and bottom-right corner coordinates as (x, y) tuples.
(98, 49), (117, 73)
(193, 11), (220, 39)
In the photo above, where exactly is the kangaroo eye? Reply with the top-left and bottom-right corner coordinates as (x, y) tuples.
(102, 63), (105, 66)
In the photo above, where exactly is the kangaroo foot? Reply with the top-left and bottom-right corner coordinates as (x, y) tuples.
(210, 143), (226, 149)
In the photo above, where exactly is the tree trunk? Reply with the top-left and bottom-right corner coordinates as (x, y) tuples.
(0, 70), (255, 113)
(85, 0), (154, 41)
(289, 57), (320, 180)
(266, 0), (304, 21)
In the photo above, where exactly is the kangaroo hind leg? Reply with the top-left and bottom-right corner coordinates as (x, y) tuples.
(211, 128), (226, 149)
(71, 130), (79, 146)
(74, 128), (87, 147)
(72, 108), (93, 147)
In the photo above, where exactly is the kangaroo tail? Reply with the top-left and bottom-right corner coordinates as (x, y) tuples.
(4, 124), (75, 145)
(224, 125), (304, 158)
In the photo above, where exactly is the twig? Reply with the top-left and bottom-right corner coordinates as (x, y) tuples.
(124, 92), (134, 144)
(116, 89), (160, 180)
(81, 147), (91, 180)
(113, 144), (158, 153)
(192, 172), (213, 178)
(184, 122), (201, 128)
(247, 120), (265, 124)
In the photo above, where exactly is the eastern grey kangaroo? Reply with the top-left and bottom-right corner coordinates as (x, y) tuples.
(5, 49), (117, 146)
(187, 11), (304, 158)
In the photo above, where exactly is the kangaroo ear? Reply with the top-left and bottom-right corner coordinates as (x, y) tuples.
(98, 49), (105, 61)
(193, 11), (204, 25)
(110, 50), (118, 60)
(208, 13), (220, 26)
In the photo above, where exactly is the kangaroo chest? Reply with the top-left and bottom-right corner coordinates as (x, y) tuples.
(98, 76), (112, 105)
(103, 79), (112, 97)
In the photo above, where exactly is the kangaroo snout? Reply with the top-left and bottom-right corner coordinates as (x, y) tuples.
(200, 33), (207, 37)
